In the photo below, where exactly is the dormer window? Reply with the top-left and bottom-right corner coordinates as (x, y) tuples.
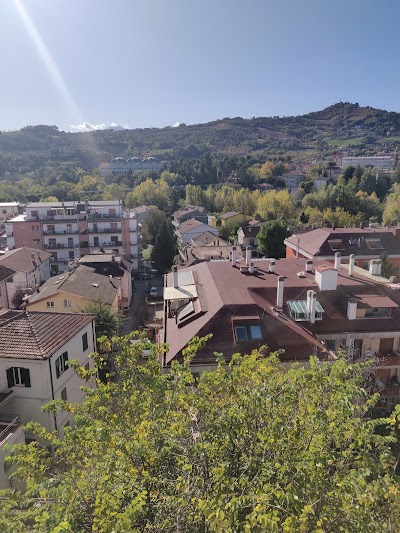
(366, 239), (383, 250)
(328, 239), (344, 251)
(288, 300), (324, 321)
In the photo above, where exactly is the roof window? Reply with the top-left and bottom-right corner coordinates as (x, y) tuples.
(366, 239), (383, 250)
(328, 239), (344, 251)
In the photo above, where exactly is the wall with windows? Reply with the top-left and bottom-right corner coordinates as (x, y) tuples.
(27, 290), (120, 313)
(0, 321), (96, 438)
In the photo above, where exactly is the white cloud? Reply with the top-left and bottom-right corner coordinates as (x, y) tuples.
(70, 121), (128, 132)
(173, 121), (182, 127)
(70, 121), (106, 131)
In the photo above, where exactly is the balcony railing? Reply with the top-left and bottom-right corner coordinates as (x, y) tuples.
(0, 414), (21, 446)
(374, 354), (400, 367)
(43, 230), (78, 235)
(379, 385), (400, 397)
(28, 214), (77, 222)
(99, 241), (122, 247)
(88, 228), (121, 234)
(45, 243), (78, 250)
(87, 214), (121, 220)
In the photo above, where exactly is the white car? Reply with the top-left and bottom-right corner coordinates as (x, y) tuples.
(149, 287), (158, 298)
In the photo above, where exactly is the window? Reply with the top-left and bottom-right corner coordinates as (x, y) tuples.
(94, 236), (99, 246)
(68, 237), (74, 247)
(31, 225), (39, 231)
(328, 239), (344, 251)
(69, 251), (74, 259)
(64, 300), (71, 307)
(250, 325), (262, 340)
(82, 332), (89, 351)
(33, 239), (40, 245)
(85, 362), (90, 382)
(46, 301), (54, 308)
(7, 367), (31, 388)
(61, 387), (68, 402)
(235, 326), (248, 342)
(55, 351), (69, 378)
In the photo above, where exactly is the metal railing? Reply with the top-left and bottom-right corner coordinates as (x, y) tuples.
(43, 230), (78, 235)
(88, 228), (121, 234)
(0, 414), (21, 445)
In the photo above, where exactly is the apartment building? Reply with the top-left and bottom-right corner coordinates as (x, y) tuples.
(0, 202), (19, 250)
(162, 252), (400, 408)
(340, 155), (394, 170)
(99, 157), (162, 176)
(5, 200), (139, 274)
(0, 310), (96, 488)
(280, 170), (306, 194)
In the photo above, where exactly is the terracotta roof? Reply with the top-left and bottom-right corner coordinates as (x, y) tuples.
(192, 232), (230, 246)
(173, 205), (205, 219)
(285, 227), (400, 258)
(177, 218), (211, 234)
(27, 265), (121, 306)
(0, 265), (15, 283)
(0, 247), (51, 273)
(164, 257), (400, 365)
(0, 310), (94, 360)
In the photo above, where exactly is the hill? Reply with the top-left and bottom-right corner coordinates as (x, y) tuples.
(0, 103), (399, 176)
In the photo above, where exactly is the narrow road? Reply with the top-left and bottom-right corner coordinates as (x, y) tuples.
(121, 280), (146, 335)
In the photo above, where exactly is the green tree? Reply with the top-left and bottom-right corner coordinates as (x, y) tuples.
(151, 219), (177, 273)
(141, 207), (169, 248)
(257, 219), (290, 258)
(380, 251), (398, 279)
(1, 336), (400, 532)
(81, 299), (122, 338)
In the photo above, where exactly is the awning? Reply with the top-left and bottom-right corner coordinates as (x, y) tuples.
(356, 295), (398, 308)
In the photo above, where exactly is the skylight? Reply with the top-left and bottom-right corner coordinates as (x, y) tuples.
(328, 239), (344, 251)
(366, 239), (383, 250)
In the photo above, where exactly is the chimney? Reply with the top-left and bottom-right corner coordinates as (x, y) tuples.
(246, 246), (252, 266)
(348, 254), (355, 276)
(305, 260), (313, 273)
(249, 262), (254, 274)
(334, 252), (341, 270)
(173, 265), (178, 288)
(231, 246), (237, 267)
(307, 290), (317, 324)
(347, 298), (357, 320)
(276, 276), (284, 310)
(269, 259), (276, 274)
(369, 259), (382, 276)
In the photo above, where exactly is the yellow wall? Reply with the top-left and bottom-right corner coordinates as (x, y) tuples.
(26, 291), (119, 313)
(220, 213), (252, 227)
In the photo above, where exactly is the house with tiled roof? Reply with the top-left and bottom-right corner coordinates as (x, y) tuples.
(237, 220), (262, 252)
(285, 226), (400, 272)
(26, 265), (122, 313)
(162, 251), (400, 408)
(0, 310), (96, 488)
(175, 218), (219, 247)
(219, 211), (252, 228)
(0, 247), (51, 309)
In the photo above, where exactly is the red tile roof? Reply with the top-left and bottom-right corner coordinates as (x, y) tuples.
(0, 310), (95, 360)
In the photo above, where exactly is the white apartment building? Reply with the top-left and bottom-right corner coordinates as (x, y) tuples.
(341, 155), (394, 169)
(280, 171), (306, 194)
(99, 157), (162, 176)
(0, 310), (96, 488)
(5, 201), (139, 274)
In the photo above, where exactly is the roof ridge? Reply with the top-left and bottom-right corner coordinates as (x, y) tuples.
(25, 312), (46, 358)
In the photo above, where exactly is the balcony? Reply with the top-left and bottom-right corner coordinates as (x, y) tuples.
(100, 241), (122, 247)
(43, 230), (78, 236)
(0, 414), (21, 446)
(374, 353), (400, 368)
(45, 243), (78, 250)
(88, 227), (121, 234)
(87, 213), (121, 221)
(379, 385), (400, 397)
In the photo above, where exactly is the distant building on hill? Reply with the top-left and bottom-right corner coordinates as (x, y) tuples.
(340, 155), (394, 169)
(99, 157), (162, 176)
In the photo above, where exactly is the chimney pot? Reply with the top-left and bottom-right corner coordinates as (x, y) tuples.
(231, 246), (237, 267)
(276, 276), (284, 310)
(306, 260), (313, 272)
(173, 265), (178, 288)
(334, 252), (341, 270)
(246, 246), (252, 266)
(349, 254), (355, 276)
(269, 259), (276, 274)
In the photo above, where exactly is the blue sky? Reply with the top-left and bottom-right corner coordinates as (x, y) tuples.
(1, 0), (400, 132)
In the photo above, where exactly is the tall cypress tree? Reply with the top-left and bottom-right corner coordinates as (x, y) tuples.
(151, 219), (177, 273)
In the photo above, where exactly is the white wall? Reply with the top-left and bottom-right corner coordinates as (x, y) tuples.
(0, 320), (96, 437)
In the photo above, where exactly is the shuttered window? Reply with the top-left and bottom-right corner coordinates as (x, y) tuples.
(6, 367), (31, 388)
(55, 352), (69, 378)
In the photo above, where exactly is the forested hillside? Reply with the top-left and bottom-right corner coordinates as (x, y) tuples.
(1, 103), (400, 180)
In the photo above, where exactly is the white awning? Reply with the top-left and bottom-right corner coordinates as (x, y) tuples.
(164, 285), (198, 300)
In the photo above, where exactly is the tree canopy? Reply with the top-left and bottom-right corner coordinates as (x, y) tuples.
(257, 220), (291, 258)
(1, 335), (400, 532)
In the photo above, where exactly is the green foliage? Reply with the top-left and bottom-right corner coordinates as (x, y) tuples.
(257, 220), (291, 258)
(150, 219), (177, 273)
(380, 251), (398, 279)
(140, 207), (168, 247)
(1, 335), (400, 532)
(81, 299), (122, 338)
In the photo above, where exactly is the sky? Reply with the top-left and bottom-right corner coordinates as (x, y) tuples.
(1, 0), (400, 132)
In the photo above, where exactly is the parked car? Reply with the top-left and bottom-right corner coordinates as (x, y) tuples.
(149, 287), (158, 298)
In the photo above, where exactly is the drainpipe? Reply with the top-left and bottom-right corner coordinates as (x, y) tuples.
(48, 358), (58, 434)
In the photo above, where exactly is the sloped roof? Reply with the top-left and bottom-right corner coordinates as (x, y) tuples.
(285, 227), (400, 257)
(177, 218), (213, 234)
(0, 247), (51, 273)
(239, 222), (262, 237)
(173, 205), (205, 219)
(27, 265), (120, 306)
(220, 211), (241, 219)
(192, 231), (230, 246)
(0, 265), (15, 283)
(0, 310), (94, 360)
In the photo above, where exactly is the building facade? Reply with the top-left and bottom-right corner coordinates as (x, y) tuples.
(5, 201), (139, 274)
(99, 157), (162, 176)
(340, 155), (394, 170)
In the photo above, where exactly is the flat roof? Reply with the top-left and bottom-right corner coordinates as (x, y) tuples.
(164, 285), (198, 300)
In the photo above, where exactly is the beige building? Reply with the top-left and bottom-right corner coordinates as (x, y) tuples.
(26, 265), (121, 313)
